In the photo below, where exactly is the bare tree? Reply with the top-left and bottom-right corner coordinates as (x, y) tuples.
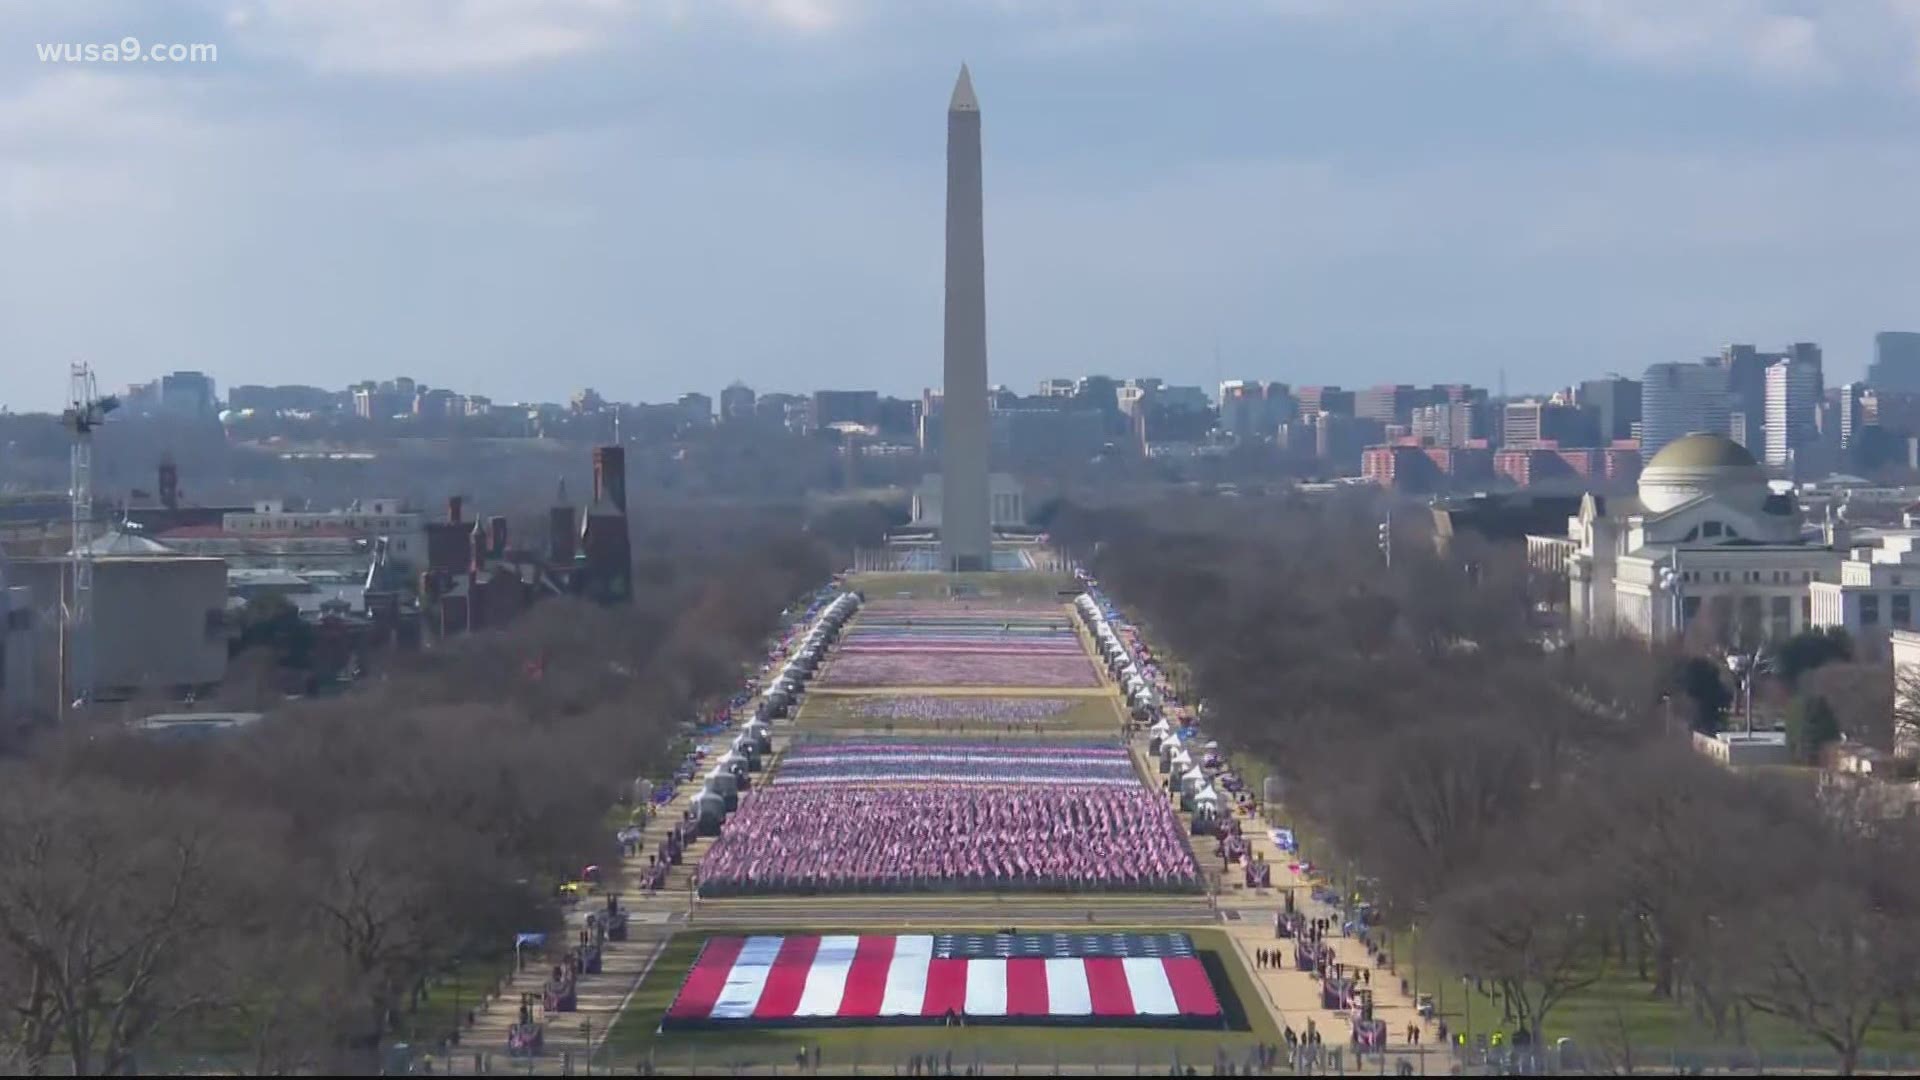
(1430, 860), (1606, 1043)
(0, 774), (252, 1076)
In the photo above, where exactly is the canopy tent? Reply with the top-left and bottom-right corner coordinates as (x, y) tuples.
(729, 735), (763, 770)
(700, 776), (737, 816)
(692, 790), (728, 834)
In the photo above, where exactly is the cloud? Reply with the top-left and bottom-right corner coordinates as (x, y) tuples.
(1547, 0), (1830, 81)
(0, 71), (220, 216)
(225, 0), (627, 76)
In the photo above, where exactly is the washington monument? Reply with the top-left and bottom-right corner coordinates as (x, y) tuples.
(941, 63), (992, 572)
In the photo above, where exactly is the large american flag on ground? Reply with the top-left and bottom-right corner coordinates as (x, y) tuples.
(663, 934), (1223, 1026)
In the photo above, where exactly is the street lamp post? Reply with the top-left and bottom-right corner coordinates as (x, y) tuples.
(1659, 556), (1684, 640)
(1463, 977), (1473, 1056)
(1726, 649), (1769, 735)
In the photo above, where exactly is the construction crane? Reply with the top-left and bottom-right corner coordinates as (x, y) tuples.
(60, 363), (117, 713)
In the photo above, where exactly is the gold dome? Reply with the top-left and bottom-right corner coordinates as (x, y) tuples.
(1645, 432), (1758, 471)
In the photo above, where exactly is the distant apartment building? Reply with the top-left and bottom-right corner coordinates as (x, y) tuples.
(206, 497), (426, 570)
(678, 392), (714, 426)
(351, 382), (411, 421)
(720, 382), (756, 423)
(812, 389), (880, 428)
(1362, 445), (1438, 491)
(991, 404), (1107, 461)
(1037, 378), (1078, 398)
(1641, 360), (1733, 459)
(414, 387), (458, 420)
(1503, 400), (1598, 449)
(1356, 385), (1419, 426)
(1765, 355), (1824, 475)
(756, 392), (809, 432)
(1218, 380), (1294, 442)
(227, 384), (339, 415)
(1410, 402), (1480, 448)
(1295, 386), (1354, 418)
(1869, 332), (1920, 393)
(160, 371), (218, 419)
(1578, 376), (1642, 443)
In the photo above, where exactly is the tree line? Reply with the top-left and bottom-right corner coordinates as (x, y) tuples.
(0, 508), (835, 1074)
(1051, 493), (1920, 1074)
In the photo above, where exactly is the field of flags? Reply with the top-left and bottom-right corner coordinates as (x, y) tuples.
(664, 933), (1224, 1028)
(814, 603), (1100, 688)
(672, 580), (1226, 1033)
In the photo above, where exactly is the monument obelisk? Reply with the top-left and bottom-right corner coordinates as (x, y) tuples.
(941, 63), (992, 572)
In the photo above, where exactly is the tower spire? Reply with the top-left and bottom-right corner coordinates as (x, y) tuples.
(950, 63), (977, 112)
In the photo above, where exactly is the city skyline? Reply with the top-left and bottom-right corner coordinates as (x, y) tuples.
(7, 2), (1920, 411)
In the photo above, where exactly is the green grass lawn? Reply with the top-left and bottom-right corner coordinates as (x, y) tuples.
(793, 691), (1125, 735)
(848, 572), (1075, 601)
(604, 927), (1279, 1071)
(1407, 961), (1920, 1058)
(1242, 799), (1920, 1062)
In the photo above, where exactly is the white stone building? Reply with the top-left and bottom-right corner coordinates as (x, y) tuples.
(1542, 432), (1843, 642)
(1808, 534), (1920, 655)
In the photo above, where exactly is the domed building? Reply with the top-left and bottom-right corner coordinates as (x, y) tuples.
(1550, 432), (1844, 640)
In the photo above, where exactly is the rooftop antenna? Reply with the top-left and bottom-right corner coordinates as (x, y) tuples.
(60, 362), (119, 717)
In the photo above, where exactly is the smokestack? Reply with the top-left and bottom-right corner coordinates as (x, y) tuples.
(447, 495), (464, 524)
(593, 446), (627, 514)
(488, 515), (509, 558)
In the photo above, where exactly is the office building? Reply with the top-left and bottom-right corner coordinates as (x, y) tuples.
(1356, 385), (1419, 426)
(720, 382), (756, 423)
(1869, 332), (1920, 393)
(1641, 361), (1732, 459)
(1765, 355), (1823, 475)
(1578, 377), (1643, 443)
(1295, 386), (1354, 418)
(813, 390), (880, 428)
(1411, 402), (1479, 448)
(678, 392), (714, 426)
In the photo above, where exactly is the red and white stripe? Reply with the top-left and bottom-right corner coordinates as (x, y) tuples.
(666, 935), (1222, 1024)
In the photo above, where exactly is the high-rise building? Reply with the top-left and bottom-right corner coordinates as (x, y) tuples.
(1037, 378), (1077, 398)
(1719, 345), (1772, 449)
(1869, 332), (1920, 392)
(1410, 402), (1479, 448)
(159, 371), (218, 419)
(1356, 385), (1419, 426)
(1296, 386), (1353, 418)
(1218, 380), (1293, 443)
(1578, 376), (1642, 443)
(939, 64), (991, 571)
(1502, 401), (1546, 449)
(813, 389), (880, 427)
(720, 382), (756, 423)
(1641, 361), (1732, 459)
(1839, 382), (1867, 450)
(678, 392), (713, 426)
(1765, 356), (1823, 474)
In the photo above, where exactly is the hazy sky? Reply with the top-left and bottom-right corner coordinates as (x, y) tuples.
(5, 1), (1920, 412)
